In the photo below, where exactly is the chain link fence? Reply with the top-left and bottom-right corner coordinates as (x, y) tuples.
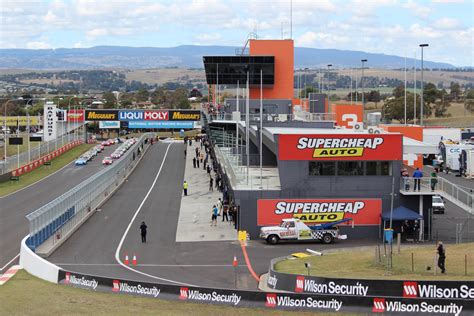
(25, 133), (153, 253)
(0, 132), (83, 175)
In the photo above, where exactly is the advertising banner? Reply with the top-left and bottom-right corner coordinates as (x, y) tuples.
(118, 110), (169, 121)
(168, 110), (201, 121)
(257, 199), (382, 226)
(85, 110), (118, 121)
(128, 121), (193, 129)
(0, 116), (40, 126)
(43, 103), (57, 142)
(57, 269), (474, 314)
(67, 110), (85, 122)
(279, 134), (402, 161)
(268, 264), (474, 301)
(99, 121), (120, 129)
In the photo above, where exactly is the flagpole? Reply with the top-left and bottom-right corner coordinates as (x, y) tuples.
(236, 81), (239, 156)
(404, 52), (407, 125)
(260, 69), (263, 188)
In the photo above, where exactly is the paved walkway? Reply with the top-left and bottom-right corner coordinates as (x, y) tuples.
(176, 141), (237, 242)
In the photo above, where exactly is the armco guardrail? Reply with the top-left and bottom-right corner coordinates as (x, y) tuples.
(25, 133), (153, 253)
(266, 257), (474, 313)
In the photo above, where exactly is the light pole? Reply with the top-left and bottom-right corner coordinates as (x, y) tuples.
(327, 64), (332, 110)
(419, 44), (429, 126)
(361, 59), (367, 106)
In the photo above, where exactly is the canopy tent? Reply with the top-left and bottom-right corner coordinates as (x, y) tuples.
(382, 206), (423, 221)
(403, 136), (438, 155)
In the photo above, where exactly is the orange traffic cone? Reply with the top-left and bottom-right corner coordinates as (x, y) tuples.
(232, 255), (238, 267)
(124, 254), (129, 265)
(132, 254), (137, 266)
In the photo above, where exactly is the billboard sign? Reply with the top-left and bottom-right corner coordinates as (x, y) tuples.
(67, 110), (85, 122)
(169, 110), (201, 121)
(279, 134), (402, 161)
(257, 199), (382, 226)
(85, 110), (118, 121)
(44, 103), (57, 142)
(144, 110), (168, 120)
(128, 121), (193, 129)
(0, 116), (40, 126)
(99, 121), (120, 129)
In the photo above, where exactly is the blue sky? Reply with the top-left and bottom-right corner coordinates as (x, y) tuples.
(1, 0), (472, 66)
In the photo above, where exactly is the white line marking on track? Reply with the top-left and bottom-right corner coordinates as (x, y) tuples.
(114, 144), (197, 287)
(0, 253), (20, 272)
(0, 161), (75, 199)
(55, 263), (247, 267)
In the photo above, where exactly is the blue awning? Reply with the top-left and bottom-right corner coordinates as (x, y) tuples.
(382, 206), (423, 221)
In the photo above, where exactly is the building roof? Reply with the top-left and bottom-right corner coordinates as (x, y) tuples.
(263, 127), (393, 135)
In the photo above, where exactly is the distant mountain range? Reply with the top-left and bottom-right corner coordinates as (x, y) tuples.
(0, 45), (455, 70)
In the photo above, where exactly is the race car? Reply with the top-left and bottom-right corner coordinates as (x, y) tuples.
(75, 157), (88, 166)
(102, 157), (113, 165)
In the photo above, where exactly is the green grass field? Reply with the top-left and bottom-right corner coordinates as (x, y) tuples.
(274, 243), (474, 280)
(0, 144), (93, 197)
(0, 270), (333, 316)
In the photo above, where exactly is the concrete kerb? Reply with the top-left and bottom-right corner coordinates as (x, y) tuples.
(35, 138), (153, 257)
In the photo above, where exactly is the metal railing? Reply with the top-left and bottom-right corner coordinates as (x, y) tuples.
(0, 130), (83, 175)
(204, 111), (335, 123)
(25, 133), (153, 251)
(400, 177), (474, 214)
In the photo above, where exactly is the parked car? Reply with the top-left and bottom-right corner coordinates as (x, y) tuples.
(432, 195), (445, 214)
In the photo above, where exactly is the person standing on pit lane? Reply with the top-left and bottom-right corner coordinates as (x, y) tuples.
(140, 221), (147, 243)
(209, 176), (214, 191)
(183, 181), (188, 196)
(192, 157), (196, 168)
(211, 205), (218, 226)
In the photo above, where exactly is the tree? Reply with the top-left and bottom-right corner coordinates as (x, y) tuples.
(423, 83), (439, 106)
(433, 90), (451, 117)
(299, 86), (319, 98)
(382, 93), (427, 124)
(465, 89), (474, 113)
(393, 85), (405, 98)
(102, 91), (117, 109)
(135, 88), (149, 102)
(449, 82), (461, 101)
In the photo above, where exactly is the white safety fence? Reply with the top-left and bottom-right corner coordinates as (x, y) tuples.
(25, 133), (154, 255)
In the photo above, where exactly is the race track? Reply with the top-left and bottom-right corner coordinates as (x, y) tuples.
(0, 144), (119, 273)
(49, 142), (377, 290)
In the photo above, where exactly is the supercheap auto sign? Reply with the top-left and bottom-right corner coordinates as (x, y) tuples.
(279, 134), (402, 161)
(257, 199), (382, 226)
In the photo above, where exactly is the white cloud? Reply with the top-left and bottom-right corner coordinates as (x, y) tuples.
(26, 41), (52, 49)
(402, 0), (432, 19)
(195, 32), (222, 44)
(295, 31), (350, 48)
(86, 28), (108, 39)
(433, 17), (463, 30)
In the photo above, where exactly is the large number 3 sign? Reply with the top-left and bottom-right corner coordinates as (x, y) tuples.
(341, 114), (359, 128)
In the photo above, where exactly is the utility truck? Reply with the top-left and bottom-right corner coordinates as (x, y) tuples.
(259, 218), (351, 244)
